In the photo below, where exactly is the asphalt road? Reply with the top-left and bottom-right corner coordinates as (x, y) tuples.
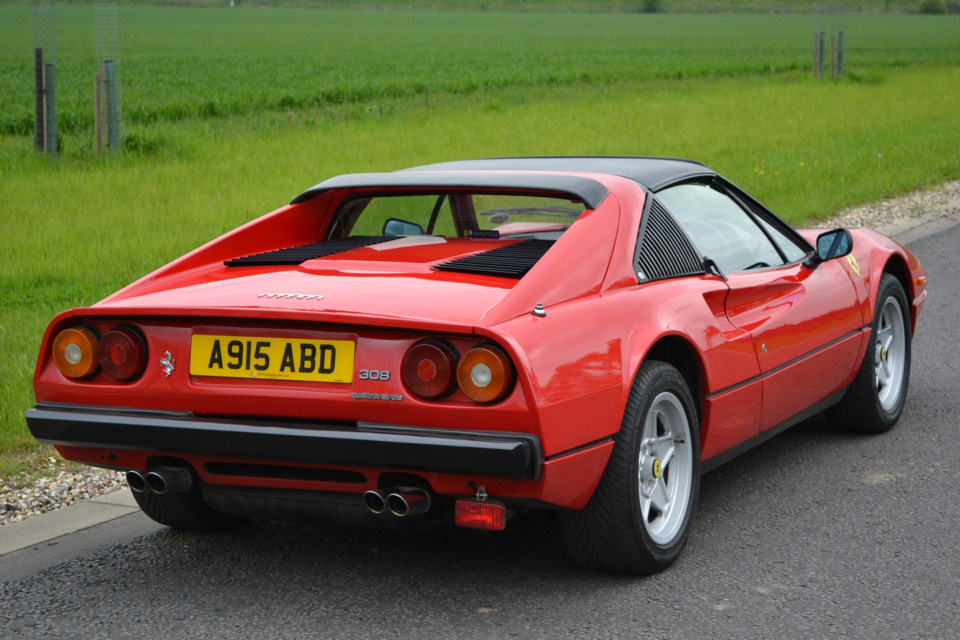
(2, 221), (958, 639)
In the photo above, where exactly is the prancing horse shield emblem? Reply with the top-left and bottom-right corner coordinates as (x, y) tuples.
(160, 351), (175, 378)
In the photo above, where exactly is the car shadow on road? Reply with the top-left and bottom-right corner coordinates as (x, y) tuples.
(126, 411), (858, 586)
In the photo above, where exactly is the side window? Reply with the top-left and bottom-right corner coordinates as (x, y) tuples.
(753, 214), (809, 264)
(657, 183), (784, 273)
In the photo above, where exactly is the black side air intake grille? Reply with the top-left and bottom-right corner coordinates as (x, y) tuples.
(434, 239), (555, 279)
(636, 199), (704, 281)
(225, 237), (388, 266)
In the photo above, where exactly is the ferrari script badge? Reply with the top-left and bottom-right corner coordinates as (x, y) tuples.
(258, 293), (324, 301)
(160, 351), (175, 378)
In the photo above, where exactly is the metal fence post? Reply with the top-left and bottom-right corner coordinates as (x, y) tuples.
(35, 48), (45, 151)
(44, 62), (58, 159)
(103, 58), (120, 151)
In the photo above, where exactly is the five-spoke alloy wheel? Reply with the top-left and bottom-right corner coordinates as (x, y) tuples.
(637, 391), (695, 547)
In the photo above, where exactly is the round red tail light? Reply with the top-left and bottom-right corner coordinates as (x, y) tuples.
(402, 339), (459, 399)
(457, 345), (515, 404)
(52, 326), (100, 379)
(98, 326), (148, 381)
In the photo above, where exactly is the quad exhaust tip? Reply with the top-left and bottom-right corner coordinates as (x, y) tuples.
(362, 489), (388, 514)
(126, 469), (147, 493)
(126, 467), (193, 495)
(363, 487), (432, 517)
(386, 490), (431, 517)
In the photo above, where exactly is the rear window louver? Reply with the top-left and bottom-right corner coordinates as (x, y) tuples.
(434, 239), (555, 279)
(636, 199), (704, 281)
(225, 237), (388, 266)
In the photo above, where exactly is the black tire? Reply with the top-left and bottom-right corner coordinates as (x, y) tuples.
(558, 360), (700, 574)
(132, 488), (247, 532)
(828, 273), (911, 434)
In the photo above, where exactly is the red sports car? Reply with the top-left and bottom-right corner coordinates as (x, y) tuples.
(27, 157), (926, 573)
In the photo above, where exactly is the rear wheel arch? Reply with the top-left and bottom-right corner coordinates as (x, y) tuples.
(643, 336), (704, 422)
(558, 358), (701, 573)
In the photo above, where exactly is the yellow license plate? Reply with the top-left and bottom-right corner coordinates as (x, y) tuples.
(190, 335), (355, 383)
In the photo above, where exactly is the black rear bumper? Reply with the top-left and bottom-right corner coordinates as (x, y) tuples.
(26, 403), (542, 480)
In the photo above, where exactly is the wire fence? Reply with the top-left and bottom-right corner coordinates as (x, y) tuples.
(95, 2), (122, 153)
(33, 4), (57, 158)
(813, 4), (846, 79)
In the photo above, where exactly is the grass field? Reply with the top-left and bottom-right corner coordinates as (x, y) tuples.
(2, 6), (959, 478)
(3, 7), (960, 137)
(0, 0), (947, 13)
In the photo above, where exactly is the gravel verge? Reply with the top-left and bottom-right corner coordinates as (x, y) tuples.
(1, 458), (126, 526)
(2, 179), (958, 528)
(819, 179), (960, 233)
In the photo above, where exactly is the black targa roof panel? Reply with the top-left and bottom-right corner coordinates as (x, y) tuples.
(291, 171), (610, 210)
(407, 156), (715, 192)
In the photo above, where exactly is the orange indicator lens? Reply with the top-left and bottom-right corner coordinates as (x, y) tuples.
(457, 345), (515, 404)
(52, 327), (100, 379)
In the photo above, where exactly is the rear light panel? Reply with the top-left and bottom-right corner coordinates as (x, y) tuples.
(51, 322), (148, 383)
(50, 320), (517, 406)
(402, 338), (516, 405)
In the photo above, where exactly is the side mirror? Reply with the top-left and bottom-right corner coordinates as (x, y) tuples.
(383, 218), (424, 237)
(805, 228), (853, 268)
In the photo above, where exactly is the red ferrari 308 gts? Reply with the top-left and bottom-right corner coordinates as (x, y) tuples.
(27, 157), (926, 573)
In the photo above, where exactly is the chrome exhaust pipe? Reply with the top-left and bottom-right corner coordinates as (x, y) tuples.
(145, 466), (193, 495)
(362, 489), (388, 514)
(386, 488), (432, 517)
(126, 470), (147, 493)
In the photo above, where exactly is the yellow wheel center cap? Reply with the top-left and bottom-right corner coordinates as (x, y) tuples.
(653, 459), (662, 479)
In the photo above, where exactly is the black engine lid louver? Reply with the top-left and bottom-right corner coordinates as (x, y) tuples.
(636, 199), (704, 281)
(434, 239), (555, 279)
(225, 237), (388, 267)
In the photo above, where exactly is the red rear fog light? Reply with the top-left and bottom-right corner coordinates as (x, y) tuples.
(454, 498), (507, 531)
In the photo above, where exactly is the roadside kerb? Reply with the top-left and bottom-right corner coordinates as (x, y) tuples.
(0, 487), (139, 557)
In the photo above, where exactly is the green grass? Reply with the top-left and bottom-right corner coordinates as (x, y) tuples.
(0, 0), (944, 13)
(2, 6), (959, 137)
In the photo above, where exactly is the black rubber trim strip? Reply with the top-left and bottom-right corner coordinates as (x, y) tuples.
(405, 156), (713, 192)
(700, 389), (845, 474)
(543, 435), (615, 462)
(25, 404), (543, 480)
(705, 324), (870, 400)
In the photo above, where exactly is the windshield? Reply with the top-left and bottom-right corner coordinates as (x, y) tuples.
(326, 192), (587, 241)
